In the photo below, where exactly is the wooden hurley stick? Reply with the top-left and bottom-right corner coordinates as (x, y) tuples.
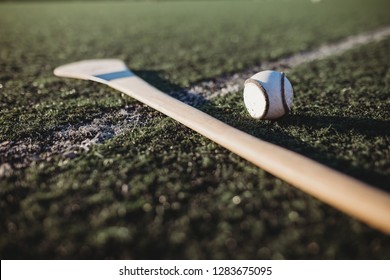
(54, 59), (390, 234)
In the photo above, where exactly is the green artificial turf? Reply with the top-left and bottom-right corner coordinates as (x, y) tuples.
(1, 0), (390, 141)
(1, 0), (390, 259)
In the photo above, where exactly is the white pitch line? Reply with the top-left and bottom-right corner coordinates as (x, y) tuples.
(278, 26), (390, 68)
(1, 26), (389, 171)
(182, 26), (390, 101)
(0, 107), (147, 174)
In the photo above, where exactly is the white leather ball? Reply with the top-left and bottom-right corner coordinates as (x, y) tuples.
(243, 71), (293, 119)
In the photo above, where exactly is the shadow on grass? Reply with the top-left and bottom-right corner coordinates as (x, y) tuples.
(285, 116), (389, 189)
(135, 70), (207, 108)
(209, 109), (389, 192)
(278, 115), (390, 190)
(280, 115), (389, 137)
